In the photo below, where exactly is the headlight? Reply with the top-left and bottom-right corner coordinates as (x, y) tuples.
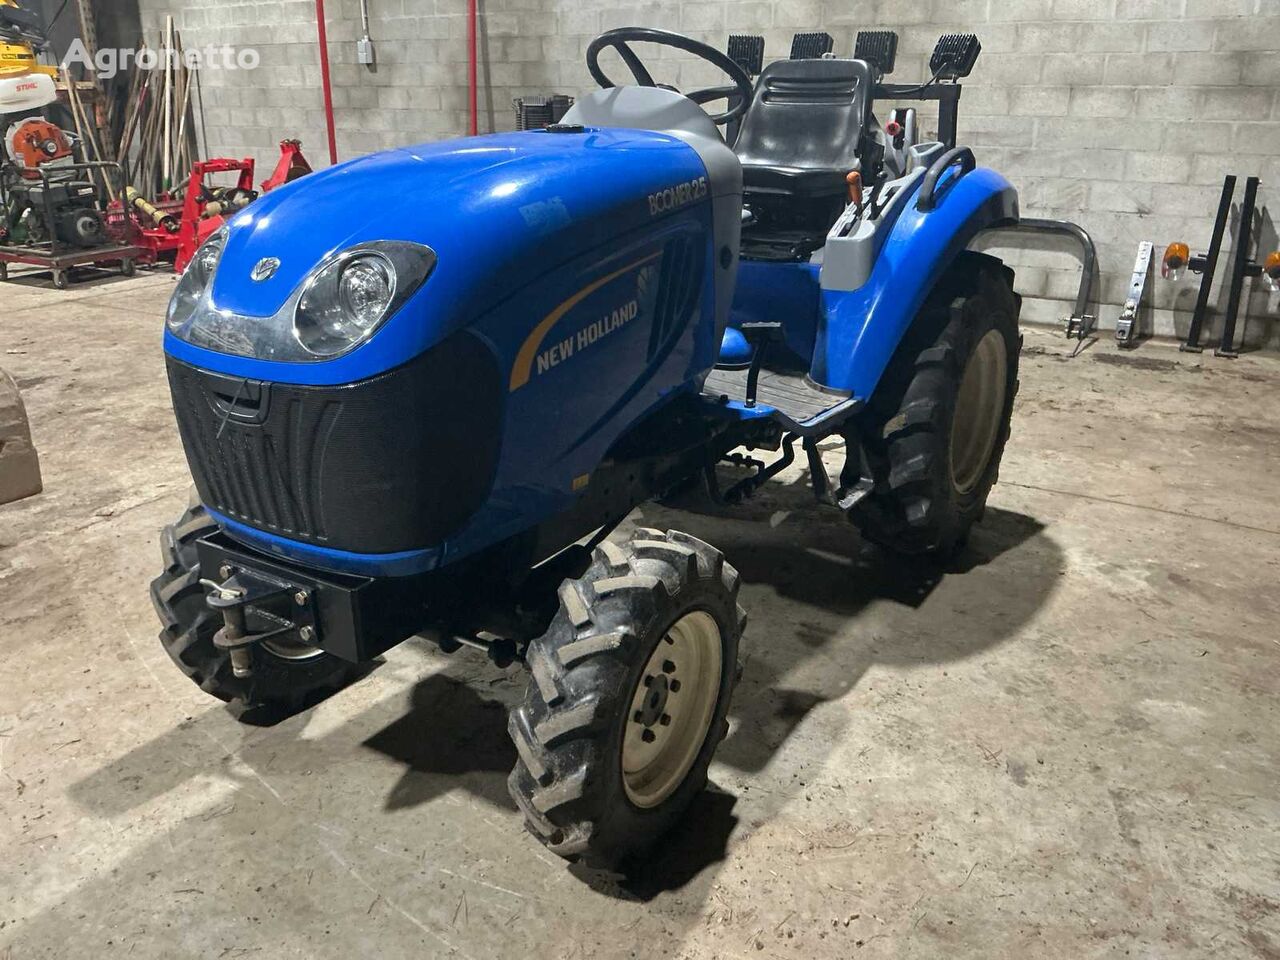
(165, 239), (436, 362)
(294, 252), (397, 357)
(166, 227), (227, 332)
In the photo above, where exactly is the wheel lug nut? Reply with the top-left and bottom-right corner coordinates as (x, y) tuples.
(662, 660), (676, 674)
(669, 679), (681, 693)
(659, 714), (671, 726)
(641, 729), (656, 743)
(643, 674), (654, 687)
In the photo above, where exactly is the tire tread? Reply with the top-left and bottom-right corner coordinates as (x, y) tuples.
(507, 529), (744, 868)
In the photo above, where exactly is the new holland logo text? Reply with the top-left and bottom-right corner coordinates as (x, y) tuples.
(536, 299), (638, 377)
(648, 176), (707, 216)
(508, 252), (661, 392)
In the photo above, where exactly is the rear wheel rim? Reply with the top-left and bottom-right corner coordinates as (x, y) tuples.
(950, 328), (1008, 496)
(621, 610), (723, 809)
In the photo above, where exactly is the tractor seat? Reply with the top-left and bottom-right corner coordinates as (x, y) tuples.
(738, 165), (848, 198)
(734, 58), (875, 200)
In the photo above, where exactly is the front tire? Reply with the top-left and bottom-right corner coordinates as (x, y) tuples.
(507, 528), (745, 868)
(149, 495), (361, 715)
(847, 252), (1021, 558)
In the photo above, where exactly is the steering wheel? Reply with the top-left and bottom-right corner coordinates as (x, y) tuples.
(585, 27), (754, 126)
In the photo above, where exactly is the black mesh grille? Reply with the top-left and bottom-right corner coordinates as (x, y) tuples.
(171, 383), (337, 541)
(167, 332), (502, 554)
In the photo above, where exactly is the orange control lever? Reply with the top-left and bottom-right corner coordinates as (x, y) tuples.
(846, 170), (863, 206)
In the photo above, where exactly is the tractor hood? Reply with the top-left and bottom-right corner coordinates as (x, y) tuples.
(167, 128), (713, 386)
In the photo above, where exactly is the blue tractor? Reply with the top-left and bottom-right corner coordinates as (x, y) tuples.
(153, 28), (1020, 867)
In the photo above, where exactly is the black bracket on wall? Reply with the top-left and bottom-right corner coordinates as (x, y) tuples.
(1181, 174), (1266, 357)
(1181, 175), (1236, 353)
(1215, 175), (1261, 358)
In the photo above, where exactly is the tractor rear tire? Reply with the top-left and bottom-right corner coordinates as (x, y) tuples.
(846, 252), (1021, 559)
(150, 494), (361, 715)
(507, 528), (745, 869)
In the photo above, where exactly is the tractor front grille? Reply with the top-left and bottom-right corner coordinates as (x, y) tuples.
(169, 378), (336, 542)
(166, 332), (502, 555)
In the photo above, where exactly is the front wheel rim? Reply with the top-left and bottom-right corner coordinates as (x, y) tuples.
(950, 328), (1008, 496)
(261, 634), (326, 662)
(621, 610), (723, 809)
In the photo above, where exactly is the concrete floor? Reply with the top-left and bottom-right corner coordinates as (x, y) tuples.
(1, 270), (1278, 959)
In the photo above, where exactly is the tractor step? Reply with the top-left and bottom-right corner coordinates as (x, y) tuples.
(703, 366), (860, 435)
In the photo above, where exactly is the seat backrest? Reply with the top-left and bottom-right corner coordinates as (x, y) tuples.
(733, 58), (874, 174)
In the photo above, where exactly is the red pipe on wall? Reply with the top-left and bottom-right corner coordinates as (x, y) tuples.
(467, 0), (478, 136)
(315, 0), (339, 164)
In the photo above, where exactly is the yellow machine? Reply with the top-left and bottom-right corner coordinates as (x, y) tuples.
(0, 0), (56, 81)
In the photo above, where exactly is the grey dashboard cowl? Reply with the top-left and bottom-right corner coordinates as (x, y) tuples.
(563, 87), (743, 352)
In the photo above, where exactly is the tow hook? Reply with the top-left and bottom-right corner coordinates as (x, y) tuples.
(201, 568), (317, 678)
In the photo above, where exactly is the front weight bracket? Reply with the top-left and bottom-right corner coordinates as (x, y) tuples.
(201, 566), (319, 677)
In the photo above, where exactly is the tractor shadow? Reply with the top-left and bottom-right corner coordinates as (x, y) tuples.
(361, 670), (519, 812)
(67, 649), (524, 821)
(64, 469), (1060, 914)
(645, 472), (1055, 778)
(570, 785), (742, 900)
(562, 470), (1060, 898)
(235, 661), (384, 728)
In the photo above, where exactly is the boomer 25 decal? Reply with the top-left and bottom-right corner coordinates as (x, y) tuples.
(648, 176), (707, 216)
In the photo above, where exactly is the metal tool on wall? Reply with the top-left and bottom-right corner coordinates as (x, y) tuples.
(1115, 240), (1153, 347)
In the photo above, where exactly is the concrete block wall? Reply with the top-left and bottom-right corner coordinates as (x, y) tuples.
(131, 0), (515, 171)
(131, 0), (1280, 346)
